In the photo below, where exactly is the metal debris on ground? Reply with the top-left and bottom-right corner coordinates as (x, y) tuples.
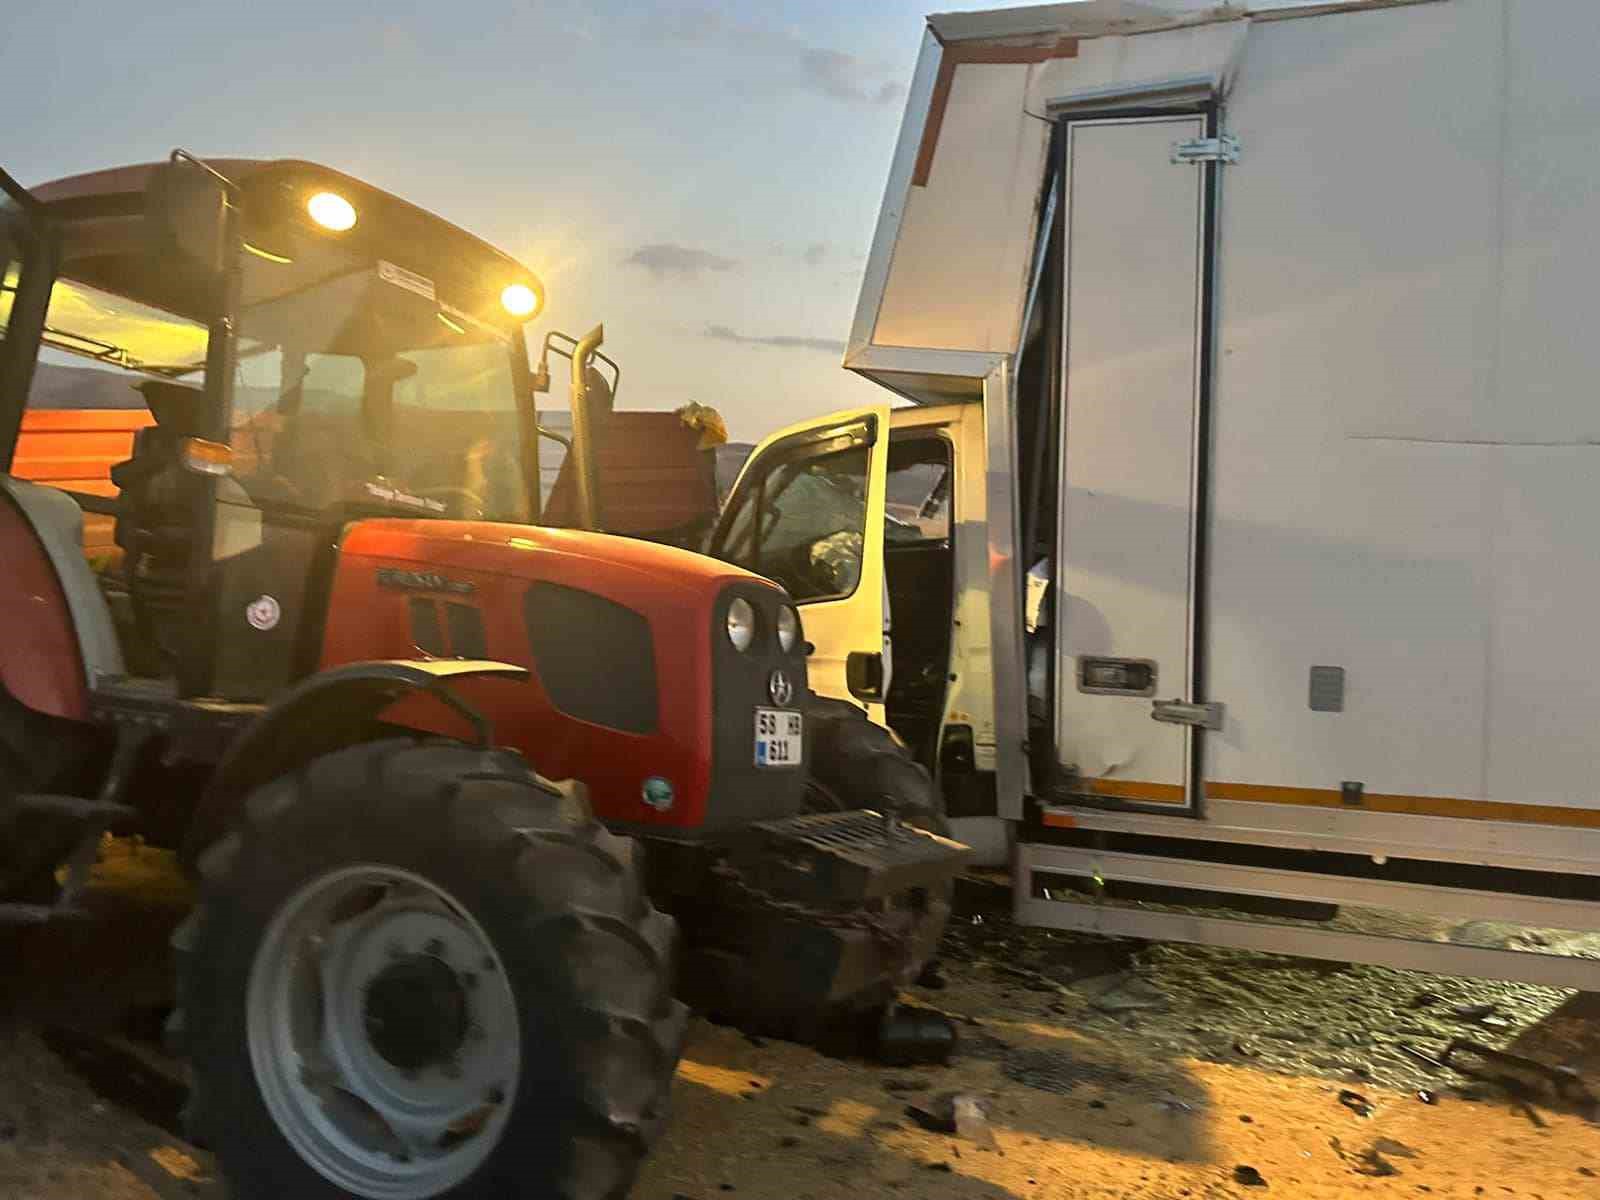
(881, 1077), (931, 1094)
(903, 1092), (999, 1150)
(875, 1005), (957, 1066)
(1079, 971), (1166, 1014)
(1353, 1147), (1402, 1177)
(1233, 1164), (1268, 1188)
(952, 1094), (999, 1150)
(1370, 1138), (1417, 1159)
(1441, 1038), (1597, 1115)
(1395, 1042), (1448, 1071)
(1337, 1089), (1374, 1118)
(905, 1101), (957, 1134)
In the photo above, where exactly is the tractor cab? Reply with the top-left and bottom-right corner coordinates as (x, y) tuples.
(4, 154), (545, 700)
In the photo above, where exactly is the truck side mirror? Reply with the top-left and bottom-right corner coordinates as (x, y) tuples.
(145, 158), (231, 277)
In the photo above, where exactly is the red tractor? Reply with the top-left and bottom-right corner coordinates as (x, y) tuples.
(0, 154), (964, 1200)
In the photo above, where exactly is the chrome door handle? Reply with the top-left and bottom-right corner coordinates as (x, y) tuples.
(1150, 699), (1224, 731)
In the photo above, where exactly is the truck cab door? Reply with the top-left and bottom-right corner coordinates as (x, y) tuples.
(1, 168), (57, 469)
(709, 405), (891, 720)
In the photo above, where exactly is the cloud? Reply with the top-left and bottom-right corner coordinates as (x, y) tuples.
(653, 9), (906, 108)
(798, 48), (906, 106)
(801, 242), (828, 267)
(624, 243), (738, 280)
(705, 324), (845, 354)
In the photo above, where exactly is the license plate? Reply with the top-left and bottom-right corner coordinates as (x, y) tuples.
(754, 707), (803, 768)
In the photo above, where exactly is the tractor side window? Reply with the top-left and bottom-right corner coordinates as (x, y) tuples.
(12, 272), (207, 569)
(0, 204), (24, 348)
(230, 348), (369, 510)
(720, 445), (869, 603)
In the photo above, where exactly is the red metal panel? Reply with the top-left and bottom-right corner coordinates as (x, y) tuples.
(322, 520), (779, 831)
(543, 412), (716, 535)
(0, 491), (88, 720)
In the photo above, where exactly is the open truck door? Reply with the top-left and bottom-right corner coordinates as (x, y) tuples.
(710, 404), (892, 720)
(0, 167), (57, 467)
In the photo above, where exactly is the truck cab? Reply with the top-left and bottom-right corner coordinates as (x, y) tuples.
(710, 400), (1003, 855)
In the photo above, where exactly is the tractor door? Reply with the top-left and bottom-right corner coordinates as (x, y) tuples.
(1, 168), (56, 466)
(709, 405), (891, 720)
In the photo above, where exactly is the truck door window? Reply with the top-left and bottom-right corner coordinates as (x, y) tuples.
(721, 444), (869, 602)
(885, 437), (951, 542)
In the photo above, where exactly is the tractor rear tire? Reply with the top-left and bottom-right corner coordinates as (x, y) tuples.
(176, 738), (687, 1200)
(802, 694), (950, 835)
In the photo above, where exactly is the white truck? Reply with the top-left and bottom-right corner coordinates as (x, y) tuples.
(712, 0), (1600, 989)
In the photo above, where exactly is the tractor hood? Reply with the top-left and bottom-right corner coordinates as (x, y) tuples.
(337, 519), (777, 602)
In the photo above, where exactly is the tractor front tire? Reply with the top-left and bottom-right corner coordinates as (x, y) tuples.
(177, 738), (687, 1200)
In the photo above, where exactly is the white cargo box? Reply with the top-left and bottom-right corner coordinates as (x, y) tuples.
(848, 0), (1600, 986)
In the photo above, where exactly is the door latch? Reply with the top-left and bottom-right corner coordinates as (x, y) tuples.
(1150, 699), (1225, 731)
(1171, 135), (1240, 165)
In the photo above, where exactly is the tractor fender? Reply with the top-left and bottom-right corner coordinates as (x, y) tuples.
(180, 658), (528, 871)
(0, 478), (125, 720)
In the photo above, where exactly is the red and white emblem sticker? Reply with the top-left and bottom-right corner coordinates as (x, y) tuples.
(246, 595), (281, 631)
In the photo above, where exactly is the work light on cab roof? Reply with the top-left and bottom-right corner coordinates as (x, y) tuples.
(305, 189), (356, 231)
(500, 282), (538, 318)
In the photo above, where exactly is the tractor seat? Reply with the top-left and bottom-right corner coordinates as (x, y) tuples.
(109, 382), (208, 667)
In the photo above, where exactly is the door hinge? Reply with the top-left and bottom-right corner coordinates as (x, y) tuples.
(1171, 135), (1239, 166)
(1150, 699), (1225, 731)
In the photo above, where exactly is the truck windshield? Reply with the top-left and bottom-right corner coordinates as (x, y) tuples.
(230, 239), (530, 521)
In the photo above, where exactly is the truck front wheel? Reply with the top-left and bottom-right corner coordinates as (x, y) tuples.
(803, 693), (949, 835)
(177, 738), (687, 1200)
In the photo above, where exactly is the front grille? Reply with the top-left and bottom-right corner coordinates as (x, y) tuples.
(703, 582), (810, 830)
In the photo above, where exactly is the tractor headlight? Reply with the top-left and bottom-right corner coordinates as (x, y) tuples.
(776, 604), (799, 653)
(726, 597), (756, 653)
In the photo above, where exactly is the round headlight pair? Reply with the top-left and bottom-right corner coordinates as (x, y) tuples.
(725, 599), (801, 653)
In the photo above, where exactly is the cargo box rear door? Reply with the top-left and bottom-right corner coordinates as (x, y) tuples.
(1053, 114), (1216, 813)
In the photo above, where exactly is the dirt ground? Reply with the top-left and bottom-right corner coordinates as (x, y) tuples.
(3, 845), (1598, 1200)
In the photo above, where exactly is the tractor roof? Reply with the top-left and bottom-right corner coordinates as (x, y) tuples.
(29, 157), (539, 330)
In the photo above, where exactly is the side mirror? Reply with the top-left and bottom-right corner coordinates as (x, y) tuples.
(145, 156), (231, 277)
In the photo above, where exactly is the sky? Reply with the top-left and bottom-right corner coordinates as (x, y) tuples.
(2, 0), (1004, 442)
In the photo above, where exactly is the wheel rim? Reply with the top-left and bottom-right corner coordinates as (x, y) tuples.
(247, 864), (521, 1199)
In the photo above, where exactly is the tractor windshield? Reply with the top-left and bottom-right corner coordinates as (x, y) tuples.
(228, 227), (532, 522)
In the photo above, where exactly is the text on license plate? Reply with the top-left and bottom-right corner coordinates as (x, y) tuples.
(754, 707), (803, 768)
